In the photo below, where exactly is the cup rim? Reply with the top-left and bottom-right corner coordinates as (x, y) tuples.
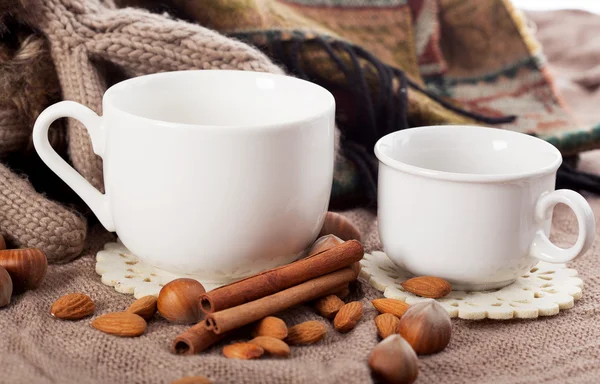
(374, 125), (563, 183)
(102, 70), (335, 131)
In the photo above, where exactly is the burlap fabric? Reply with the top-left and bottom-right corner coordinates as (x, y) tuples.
(2, 200), (600, 384)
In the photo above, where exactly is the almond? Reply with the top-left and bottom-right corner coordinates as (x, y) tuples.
(285, 320), (327, 345)
(252, 316), (288, 340)
(333, 301), (363, 333)
(170, 376), (212, 384)
(91, 312), (147, 337)
(127, 295), (158, 320)
(372, 298), (410, 318)
(315, 294), (345, 319)
(249, 336), (290, 357)
(401, 276), (452, 299)
(222, 342), (264, 359)
(375, 313), (401, 339)
(50, 293), (95, 320)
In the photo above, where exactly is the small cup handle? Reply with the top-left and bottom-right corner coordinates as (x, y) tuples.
(530, 189), (595, 263)
(32, 101), (115, 231)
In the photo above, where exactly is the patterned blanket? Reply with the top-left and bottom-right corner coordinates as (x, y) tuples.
(123, 0), (600, 206)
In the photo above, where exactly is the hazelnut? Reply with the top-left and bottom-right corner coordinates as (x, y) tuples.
(398, 301), (452, 355)
(318, 212), (361, 241)
(158, 278), (205, 324)
(368, 334), (419, 384)
(0, 265), (12, 308)
(0, 248), (47, 294)
(307, 234), (344, 256)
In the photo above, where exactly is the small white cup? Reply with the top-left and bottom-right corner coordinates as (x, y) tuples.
(33, 70), (335, 282)
(375, 125), (596, 291)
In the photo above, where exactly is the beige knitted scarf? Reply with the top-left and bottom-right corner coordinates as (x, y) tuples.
(0, 0), (299, 263)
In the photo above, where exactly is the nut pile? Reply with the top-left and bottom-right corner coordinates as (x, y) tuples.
(166, 276), (361, 364)
(1, 215), (457, 384)
(48, 275), (452, 384)
(369, 298), (452, 384)
(50, 292), (159, 337)
(220, 316), (296, 359)
(49, 276), (208, 337)
(160, 238), (454, 384)
(312, 278), (453, 384)
(216, 292), (355, 361)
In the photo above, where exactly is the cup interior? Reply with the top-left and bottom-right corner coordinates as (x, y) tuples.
(104, 70), (334, 127)
(375, 126), (562, 180)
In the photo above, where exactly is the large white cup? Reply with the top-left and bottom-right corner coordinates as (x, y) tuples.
(33, 70), (335, 282)
(375, 126), (596, 291)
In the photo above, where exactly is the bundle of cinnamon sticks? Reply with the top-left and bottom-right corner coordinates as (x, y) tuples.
(172, 239), (364, 355)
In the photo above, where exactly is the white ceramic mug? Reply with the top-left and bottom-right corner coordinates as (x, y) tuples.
(375, 125), (596, 291)
(33, 70), (335, 281)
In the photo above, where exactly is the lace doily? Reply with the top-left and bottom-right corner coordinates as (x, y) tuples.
(97, 241), (584, 318)
(95, 241), (224, 298)
(359, 251), (584, 320)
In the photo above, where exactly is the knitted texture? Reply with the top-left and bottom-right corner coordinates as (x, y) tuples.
(0, 31), (62, 155)
(0, 19), (81, 261)
(0, 163), (86, 263)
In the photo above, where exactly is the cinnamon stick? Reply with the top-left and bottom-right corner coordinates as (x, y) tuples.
(330, 283), (350, 299)
(171, 322), (228, 355)
(322, 262), (359, 297)
(200, 240), (363, 314)
(204, 266), (358, 334)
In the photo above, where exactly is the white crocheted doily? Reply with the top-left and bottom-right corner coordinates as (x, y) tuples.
(97, 241), (584, 318)
(359, 251), (584, 320)
(95, 241), (224, 298)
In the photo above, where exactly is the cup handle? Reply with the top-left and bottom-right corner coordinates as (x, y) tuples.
(530, 189), (595, 263)
(32, 101), (115, 232)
